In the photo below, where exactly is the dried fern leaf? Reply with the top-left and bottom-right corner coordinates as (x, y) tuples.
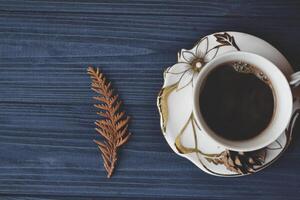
(87, 66), (131, 178)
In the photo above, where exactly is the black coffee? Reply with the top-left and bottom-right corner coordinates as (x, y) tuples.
(199, 62), (275, 141)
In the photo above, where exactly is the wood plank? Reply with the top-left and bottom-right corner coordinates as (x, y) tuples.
(0, 0), (299, 18)
(0, 13), (299, 105)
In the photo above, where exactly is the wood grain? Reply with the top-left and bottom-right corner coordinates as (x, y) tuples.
(0, 1), (300, 199)
(0, 0), (300, 18)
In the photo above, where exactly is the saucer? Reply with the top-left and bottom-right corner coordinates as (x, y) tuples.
(157, 31), (300, 177)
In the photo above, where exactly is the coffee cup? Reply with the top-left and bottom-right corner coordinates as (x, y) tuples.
(193, 51), (300, 152)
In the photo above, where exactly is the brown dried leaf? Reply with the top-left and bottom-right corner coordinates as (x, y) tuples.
(94, 96), (109, 104)
(87, 66), (131, 178)
(114, 111), (125, 122)
(116, 132), (131, 147)
(94, 104), (110, 111)
(116, 116), (130, 131)
(96, 111), (110, 118)
(112, 101), (122, 115)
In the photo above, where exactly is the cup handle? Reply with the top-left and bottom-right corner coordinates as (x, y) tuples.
(290, 71), (300, 87)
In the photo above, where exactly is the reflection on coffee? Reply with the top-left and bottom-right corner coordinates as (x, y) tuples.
(199, 61), (275, 141)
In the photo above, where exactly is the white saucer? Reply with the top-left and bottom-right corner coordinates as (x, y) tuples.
(157, 31), (300, 177)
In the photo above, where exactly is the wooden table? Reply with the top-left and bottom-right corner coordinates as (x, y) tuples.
(0, 1), (300, 199)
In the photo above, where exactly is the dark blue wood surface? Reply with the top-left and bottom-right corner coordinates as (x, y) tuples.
(0, 1), (300, 199)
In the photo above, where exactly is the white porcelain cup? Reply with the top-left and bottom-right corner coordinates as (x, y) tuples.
(193, 51), (300, 152)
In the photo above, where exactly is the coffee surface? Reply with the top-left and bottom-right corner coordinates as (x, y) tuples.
(199, 62), (274, 141)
